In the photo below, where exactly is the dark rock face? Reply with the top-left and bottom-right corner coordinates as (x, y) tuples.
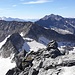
(47, 40), (58, 50)
(7, 33), (24, 50)
(6, 67), (22, 75)
(25, 23), (75, 42)
(6, 69), (14, 75)
(46, 40), (61, 58)
(14, 50), (27, 70)
(0, 33), (24, 58)
(0, 40), (17, 58)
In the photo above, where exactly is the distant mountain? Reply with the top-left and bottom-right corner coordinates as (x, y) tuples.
(0, 17), (38, 22)
(0, 17), (25, 22)
(35, 14), (75, 34)
(0, 20), (75, 43)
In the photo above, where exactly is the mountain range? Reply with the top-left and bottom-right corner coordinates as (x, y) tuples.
(0, 14), (75, 75)
(0, 17), (25, 22)
(1, 14), (75, 35)
(35, 14), (75, 34)
(0, 20), (75, 43)
(0, 17), (37, 22)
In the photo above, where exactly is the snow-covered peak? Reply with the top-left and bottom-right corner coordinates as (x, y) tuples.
(0, 17), (25, 22)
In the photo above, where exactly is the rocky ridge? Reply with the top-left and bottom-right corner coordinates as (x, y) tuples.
(6, 40), (75, 75)
(0, 33), (25, 58)
(0, 20), (75, 43)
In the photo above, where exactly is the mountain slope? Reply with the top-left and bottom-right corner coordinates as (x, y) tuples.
(0, 21), (32, 42)
(0, 20), (75, 43)
(22, 24), (75, 42)
(35, 14), (75, 34)
(0, 33), (24, 58)
(5, 41), (75, 75)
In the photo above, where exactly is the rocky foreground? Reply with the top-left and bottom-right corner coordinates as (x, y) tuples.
(6, 40), (75, 75)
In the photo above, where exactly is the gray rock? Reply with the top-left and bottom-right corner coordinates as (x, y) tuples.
(47, 40), (58, 50)
(0, 33), (25, 58)
(28, 68), (39, 75)
(6, 41), (75, 75)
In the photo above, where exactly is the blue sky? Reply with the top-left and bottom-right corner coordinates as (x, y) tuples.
(0, 0), (75, 19)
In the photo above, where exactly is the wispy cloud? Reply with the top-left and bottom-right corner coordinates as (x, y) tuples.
(22, 0), (53, 4)
(12, 5), (17, 7)
(20, 0), (25, 1)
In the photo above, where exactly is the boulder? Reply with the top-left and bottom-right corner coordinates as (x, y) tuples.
(47, 40), (58, 50)
(14, 50), (27, 70)
(49, 49), (62, 58)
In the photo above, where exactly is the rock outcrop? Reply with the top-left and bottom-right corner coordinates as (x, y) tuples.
(0, 33), (25, 58)
(6, 40), (74, 75)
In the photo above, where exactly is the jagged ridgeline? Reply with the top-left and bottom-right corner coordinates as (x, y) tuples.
(5, 40), (75, 75)
(0, 20), (75, 42)
(0, 33), (25, 58)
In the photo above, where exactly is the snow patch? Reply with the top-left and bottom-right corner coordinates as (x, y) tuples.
(27, 40), (46, 52)
(59, 66), (75, 75)
(21, 38), (46, 52)
(0, 57), (16, 75)
(51, 27), (73, 34)
(20, 32), (24, 37)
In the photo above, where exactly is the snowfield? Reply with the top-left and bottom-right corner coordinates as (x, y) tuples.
(22, 38), (46, 52)
(59, 66), (75, 75)
(0, 57), (16, 75)
(51, 27), (73, 34)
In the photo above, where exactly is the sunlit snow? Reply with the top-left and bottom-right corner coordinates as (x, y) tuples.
(59, 66), (75, 75)
(22, 38), (46, 52)
(0, 56), (16, 75)
(0, 35), (10, 48)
